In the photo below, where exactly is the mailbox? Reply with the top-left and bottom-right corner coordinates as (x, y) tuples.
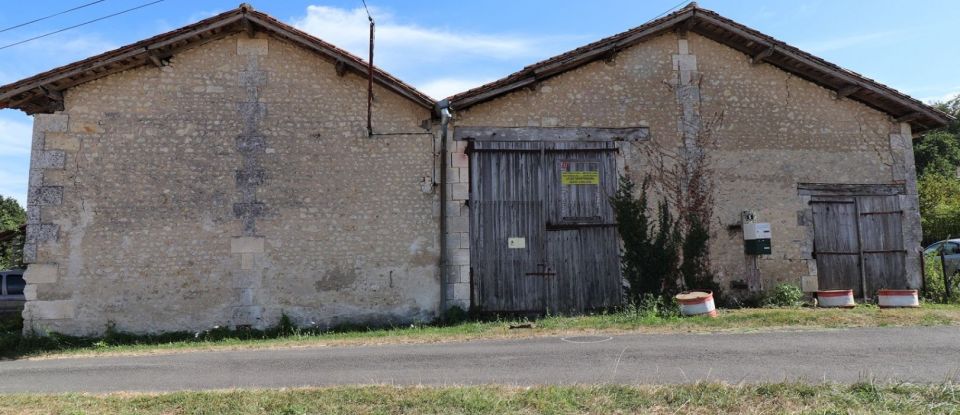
(743, 222), (771, 255)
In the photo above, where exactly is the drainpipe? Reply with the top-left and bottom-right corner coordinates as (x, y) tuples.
(437, 99), (452, 316)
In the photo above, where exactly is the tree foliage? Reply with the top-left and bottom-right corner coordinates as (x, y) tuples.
(915, 131), (960, 178)
(0, 196), (26, 270)
(915, 95), (960, 244)
(918, 173), (960, 245)
(679, 214), (719, 294)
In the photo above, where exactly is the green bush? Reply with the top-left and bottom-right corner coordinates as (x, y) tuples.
(610, 175), (681, 304)
(924, 252), (960, 303)
(635, 293), (681, 318)
(764, 284), (804, 307)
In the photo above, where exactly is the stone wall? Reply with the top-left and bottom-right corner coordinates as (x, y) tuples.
(451, 31), (922, 296)
(22, 33), (439, 336)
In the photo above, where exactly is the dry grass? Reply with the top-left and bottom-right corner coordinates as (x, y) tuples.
(1, 383), (958, 414)
(10, 304), (960, 360)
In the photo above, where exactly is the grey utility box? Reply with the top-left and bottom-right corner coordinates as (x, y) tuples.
(743, 222), (772, 255)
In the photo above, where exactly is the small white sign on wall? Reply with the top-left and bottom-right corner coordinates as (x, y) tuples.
(508, 237), (526, 249)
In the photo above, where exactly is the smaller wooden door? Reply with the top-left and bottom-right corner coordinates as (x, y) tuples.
(811, 194), (907, 298)
(811, 199), (862, 296)
(857, 196), (907, 291)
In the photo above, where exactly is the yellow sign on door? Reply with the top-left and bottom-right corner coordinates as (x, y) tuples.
(561, 170), (600, 185)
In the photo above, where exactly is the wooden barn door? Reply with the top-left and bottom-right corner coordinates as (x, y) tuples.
(471, 141), (621, 313)
(542, 151), (621, 313)
(857, 196), (907, 292)
(811, 194), (906, 298)
(471, 143), (548, 313)
(811, 199), (863, 296)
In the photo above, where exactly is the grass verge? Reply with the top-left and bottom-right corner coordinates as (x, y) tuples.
(3, 304), (960, 360)
(1, 383), (958, 414)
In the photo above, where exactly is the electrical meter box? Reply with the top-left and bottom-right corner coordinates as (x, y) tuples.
(743, 222), (772, 255)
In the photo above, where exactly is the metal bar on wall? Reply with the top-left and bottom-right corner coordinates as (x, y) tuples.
(854, 198), (867, 301)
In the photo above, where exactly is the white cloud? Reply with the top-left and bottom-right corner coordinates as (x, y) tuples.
(0, 117), (32, 157)
(920, 90), (960, 105)
(0, 34), (117, 84)
(418, 77), (496, 100)
(292, 5), (555, 68)
(187, 9), (227, 23)
(0, 70), (12, 86)
(1, 34), (116, 59)
(51, 36), (117, 57)
(796, 31), (897, 54)
(0, 114), (31, 205)
(0, 168), (27, 208)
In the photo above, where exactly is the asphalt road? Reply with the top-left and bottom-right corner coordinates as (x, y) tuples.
(1, 326), (959, 393)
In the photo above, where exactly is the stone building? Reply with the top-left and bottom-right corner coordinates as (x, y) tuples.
(0, 6), (439, 335)
(0, 4), (951, 334)
(442, 4), (952, 313)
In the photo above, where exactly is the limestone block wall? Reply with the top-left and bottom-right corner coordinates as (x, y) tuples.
(441, 138), (471, 310)
(451, 31), (922, 295)
(22, 33), (439, 336)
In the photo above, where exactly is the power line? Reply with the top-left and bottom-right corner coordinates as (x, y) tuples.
(0, 0), (107, 34)
(0, 0), (163, 51)
(649, 0), (690, 21)
(360, 0), (373, 22)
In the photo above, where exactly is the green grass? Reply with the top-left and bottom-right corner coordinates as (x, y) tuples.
(3, 304), (960, 360)
(2, 382), (958, 414)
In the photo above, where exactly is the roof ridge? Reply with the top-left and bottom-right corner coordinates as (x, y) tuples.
(446, 5), (951, 132)
(0, 4), (435, 112)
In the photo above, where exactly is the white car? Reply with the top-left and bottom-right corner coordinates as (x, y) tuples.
(924, 239), (960, 278)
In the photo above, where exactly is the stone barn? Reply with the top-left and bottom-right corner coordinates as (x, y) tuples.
(0, 3), (951, 335)
(0, 5), (440, 335)
(440, 4), (952, 313)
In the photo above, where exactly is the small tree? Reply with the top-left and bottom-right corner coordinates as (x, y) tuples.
(610, 175), (681, 305)
(650, 200), (682, 295)
(679, 214), (718, 293)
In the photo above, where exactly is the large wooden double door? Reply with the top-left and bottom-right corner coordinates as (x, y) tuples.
(470, 141), (622, 314)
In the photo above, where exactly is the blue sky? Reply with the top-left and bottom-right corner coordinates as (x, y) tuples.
(1, 0), (958, 207)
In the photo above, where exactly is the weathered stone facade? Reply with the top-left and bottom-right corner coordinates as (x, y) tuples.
(449, 31), (924, 296)
(23, 33), (439, 335)
(10, 4), (943, 334)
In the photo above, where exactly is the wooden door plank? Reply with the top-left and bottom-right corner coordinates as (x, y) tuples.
(857, 195), (907, 294)
(811, 201), (862, 296)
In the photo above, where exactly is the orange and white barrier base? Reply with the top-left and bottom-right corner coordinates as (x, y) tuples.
(675, 291), (717, 318)
(817, 289), (855, 308)
(877, 289), (920, 308)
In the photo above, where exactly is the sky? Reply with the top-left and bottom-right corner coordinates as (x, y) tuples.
(0, 0), (958, 207)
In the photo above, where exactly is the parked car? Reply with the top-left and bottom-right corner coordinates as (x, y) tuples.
(924, 239), (960, 277)
(0, 269), (25, 314)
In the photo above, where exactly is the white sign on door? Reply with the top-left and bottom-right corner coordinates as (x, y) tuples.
(508, 237), (526, 249)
